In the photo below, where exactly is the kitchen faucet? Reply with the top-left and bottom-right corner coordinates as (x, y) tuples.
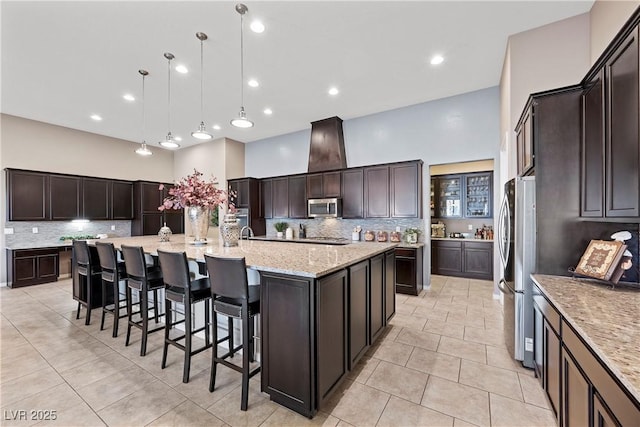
(240, 226), (254, 240)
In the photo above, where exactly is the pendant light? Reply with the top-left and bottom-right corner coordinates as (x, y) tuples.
(191, 32), (213, 140)
(135, 69), (152, 156)
(230, 3), (254, 128)
(160, 52), (180, 148)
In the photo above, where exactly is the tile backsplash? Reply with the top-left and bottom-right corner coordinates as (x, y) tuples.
(4, 220), (132, 249)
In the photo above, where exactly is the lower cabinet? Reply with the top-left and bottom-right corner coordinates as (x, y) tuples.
(348, 260), (370, 370)
(533, 283), (640, 427)
(431, 240), (493, 280)
(384, 250), (396, 322)
(7, 248), (59, 287)
(395, 246), (423, 295)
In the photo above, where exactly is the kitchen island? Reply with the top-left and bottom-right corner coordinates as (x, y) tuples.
(93, 235), (397, 417)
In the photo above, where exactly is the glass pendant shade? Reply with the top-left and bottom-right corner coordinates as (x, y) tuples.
(192, 121), (212, 140)
(230, 107), (254, 128)
(136, 141), (152, 156)
(160, 131), (180, 148)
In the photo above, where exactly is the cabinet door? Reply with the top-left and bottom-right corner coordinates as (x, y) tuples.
(272, 178), (289, 218)
(306, 174), (324, 199)
(437, 175), (462, 218)
(384, 250), (396, 322)
(261, 179), (273, 219)
(288, 176), (307, 219)
(50, 175), (81, 220)
(37, 253), (59, 280)
(395, 248), (418, 295)
(229, 179), (250, 208)
(581, 70), (605, 217)
(369, 254), (385, 342)
(605, 27), (639, 217)
(544, 320), (561, 418)
(430, 177), (437, 218)
(141, 182), (163, 213)
(323, 171), (342, 198)
(7, 170), (49, 221)
(364, 166), (389, 218)
(533, 302), (544, 387)
(141, 213), (163, 236)
(12, 255), (37, 287)
(464, 172), (492, 218)
(432, 241), (462, 275)
(593, 392), (618, 427)
(462, 242), (493, 280)
(164, 211), (184, 234)
(390, 162), (421, 218)
(111, 181), (133, 219)
(562, 348), (590, 427)
(517, 107), (534, 176)
(348, 260), (369, 369)
(82, 178), (110, 220)
(342, 169), (364, 218)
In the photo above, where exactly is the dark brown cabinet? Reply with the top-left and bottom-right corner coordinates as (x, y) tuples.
(348, 260), (369, 370)
(272, 177), (289, 218)
(581, 25), (640, 220)
(6, 170), (48, 221)
(395, 246), (423, 295)
(369, 253), (385, 343)
(307, 171), (341, 199)
(7, 247), (59, 288)
(384, 250), (396, 322)
(261, 179), (273, 219)
(82, 178), (110, 220)
(342, 168), (364, 219)
(228, 178), (250, 208)
(516, 106), (534, 176)
(562, 347), (590, 427)
(432, 172), (492, 219)
(111, 181), (134, 220)
(464, 172), (492, 218)
(132, 181), (184, 236)
(288, 175), (307, 219)
(593, 393), (618, 427)
(533, 289), (561, 419)
(228, 177), (265, 236)
(49, 175), (81, 220)
(431, 240), (492, 280)
(364, 166), (390, 218)
(390, 162), (422, 218)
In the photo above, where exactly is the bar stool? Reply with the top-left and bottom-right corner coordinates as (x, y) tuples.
(157, 250), (212, 383)
(95, 242), (129, 337)
(121, 244), (164, 356)
(204, 254), (260, 411)
(72, 240), (102, 325)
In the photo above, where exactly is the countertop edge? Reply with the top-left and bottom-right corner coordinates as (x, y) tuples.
(531, 274), (640, 404)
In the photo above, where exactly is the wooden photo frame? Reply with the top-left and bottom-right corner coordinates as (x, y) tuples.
(575, 240), (627, 283)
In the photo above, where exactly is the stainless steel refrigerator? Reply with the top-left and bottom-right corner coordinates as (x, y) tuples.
(498, 177), (536, 369)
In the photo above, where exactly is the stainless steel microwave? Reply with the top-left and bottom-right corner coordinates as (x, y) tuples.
(307, 198), (342, 218)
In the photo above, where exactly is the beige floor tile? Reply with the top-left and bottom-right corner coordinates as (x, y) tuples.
(0, 366), (64, 408)
(463, 326), (505, 347)
(489, 393), (556, 427)
(518, 372), (551, 409)
(336, 421), (355, 427)
(328, 382), (390, 427)
(412, 306), (449, 322)
(207, 384), (278, 427)
(174, 360), (241, 408)
(445, 313), (486, 328)
(423, 319), (465, 340)
(346, 356), (380, 384)
(368, 340), (414, 366)
(59, 352), (134, 389)
(1, 383), (85, 423)
(389, 312), (428, 331)
(485, 345), (532, 375)
(261, 407), (340, 427)
(365, 360), (428, 404)
(458, 360), (523, 401)
(453, 419), (480, 427)
(32, 402), (105, 427)
(437, 336), (486, 364)
(377, 396), (454, 427)
(395, 328), (440, 351)
(421, 377), (490, 427)
(148, 400), (226, 427)
(98, 379), (186, 426)
(395, 303), (417, 315)
(0, 349), (50, 384)
(402, 297), (437, 310)
(406, 348), (461, 382)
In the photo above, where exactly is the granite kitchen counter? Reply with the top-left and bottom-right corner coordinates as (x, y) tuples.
(531, 274), (640, 403)
(94, 234), (398, 278)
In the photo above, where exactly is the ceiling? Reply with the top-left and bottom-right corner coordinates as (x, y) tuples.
(1, 1), (594, 150)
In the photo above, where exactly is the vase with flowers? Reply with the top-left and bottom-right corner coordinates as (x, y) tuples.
(159, 169), (232, 245)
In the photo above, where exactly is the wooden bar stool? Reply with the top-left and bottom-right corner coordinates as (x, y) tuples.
(72, 240), (102, 325)
(121, 245), (164, 356)
(95, 242), (129, 337)
(157, 250), (213, 383)
(204, 254), (260, 411)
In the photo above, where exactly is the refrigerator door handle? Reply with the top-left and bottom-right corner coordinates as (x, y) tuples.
(497, 278), (510, 294)
(497, 195), (507, 266)
(504, 194), (512, 268)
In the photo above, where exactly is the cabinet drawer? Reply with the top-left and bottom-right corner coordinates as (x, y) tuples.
(562, 320), (640, 427)
(395, 248), (416, 258)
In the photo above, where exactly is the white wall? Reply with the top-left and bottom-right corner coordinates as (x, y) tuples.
(590, 0), (640, 64)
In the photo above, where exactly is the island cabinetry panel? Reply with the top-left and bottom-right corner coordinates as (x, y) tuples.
(348, 260), (370, 370)
(390, 161), (422, 218)
(272, 177), (289, 218)
(562, 345), (590, 427)
(533, 289), (561, 418)
(6, 169), (48, 221)
(364, 166), (389, 218)
(50, 175), (81, 220)
(307, 171), (341, 199)
(341, 168), (364, 218)
(7, 248), (59, 288)
(384, 249), (396, 322)
(288, 175), (307, 219)
(369, 253), (385, 343)
(395, 247), (423, 295)
(82, 177), (110, 220)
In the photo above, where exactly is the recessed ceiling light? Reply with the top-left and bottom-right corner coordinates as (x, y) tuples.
(263, 108), (273, 115)
(328, 87), (339, 96)
(175, 65), (188, 74)
(250, 20), (265, 33)
(174, 136), (183, 141)
(430, 55), (444, 65)
(123, 94), (135, 102)
(90, 114), (102, 121)
(248, 79), (259, 88)
(212, 124), (221, 130)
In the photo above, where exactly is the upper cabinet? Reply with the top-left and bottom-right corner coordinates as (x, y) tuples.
(111, 181), (134, 220)
(49, 175), (81, 220)
(341, 168), (364, 219)
(581, 24), (640, 220)
(390, 162), (423, 218)
(434, 174), (462, 218)
(82, 178), (110, 220)
(464, 172), (492, 218)
(364, 166), (390, 218)
(288, 175), (307, 219)
(6, 170), (48, 221)
(516, 106), (534, 177)
(228, 177), (266, 235)
(307, 171), (341, 199)
(432, 171), (492, 219)
(132, 181), (184, 236)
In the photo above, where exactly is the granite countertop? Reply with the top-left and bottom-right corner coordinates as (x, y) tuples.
(91, 234), (398, 278)
(531, 274), (640, 403)
(250, 235), (425, 248)
(430, 237), (494, 242)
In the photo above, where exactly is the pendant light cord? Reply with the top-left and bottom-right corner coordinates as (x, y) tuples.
(142, 73), (146, 142)
(167, 56), (172, 132)
(240, 11), (245, 109)
(200, 38), (205, 122)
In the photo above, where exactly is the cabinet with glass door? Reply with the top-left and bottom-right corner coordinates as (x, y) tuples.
(436, 175), (462, 218)
(464, 172), (492, 218)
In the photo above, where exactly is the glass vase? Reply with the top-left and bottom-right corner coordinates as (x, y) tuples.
(187, 206), (210, 245)
(220, 213), (240, 247)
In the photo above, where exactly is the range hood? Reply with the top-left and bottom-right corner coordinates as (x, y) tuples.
(308, 116), (347, 172)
